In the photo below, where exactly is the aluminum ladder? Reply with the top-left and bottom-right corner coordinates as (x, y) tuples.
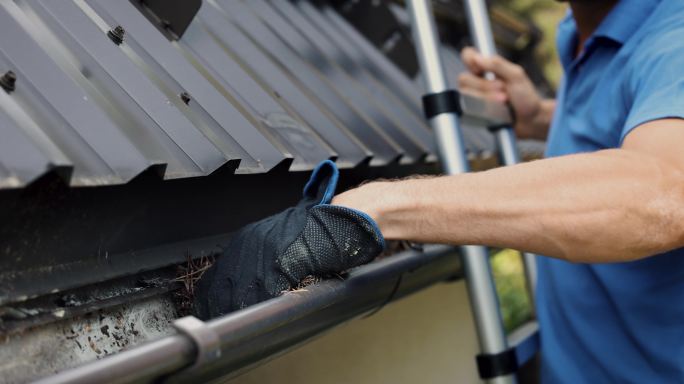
(406, 1), (540, 382)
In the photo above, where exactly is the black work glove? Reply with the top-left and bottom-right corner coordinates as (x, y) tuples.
(194, 160), (385, 319)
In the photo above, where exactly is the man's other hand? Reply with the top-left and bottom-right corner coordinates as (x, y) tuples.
(458, 47), (554, 140)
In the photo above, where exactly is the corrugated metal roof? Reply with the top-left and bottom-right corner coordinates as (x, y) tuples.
(0, 0), (530, 189)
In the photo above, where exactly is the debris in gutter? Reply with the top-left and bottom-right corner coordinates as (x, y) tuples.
(173, 253), (217, 316)
(289, 242), (421, 293)
(0, 296), (178, 382)
(293, 275), (322, 291)
(0, 270), (178, 335)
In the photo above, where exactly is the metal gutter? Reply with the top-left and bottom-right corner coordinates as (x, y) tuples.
(35, 245), (462, 384)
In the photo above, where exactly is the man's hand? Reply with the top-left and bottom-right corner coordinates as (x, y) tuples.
(458, 47), (555, 140)
(194, 161), (384, 319)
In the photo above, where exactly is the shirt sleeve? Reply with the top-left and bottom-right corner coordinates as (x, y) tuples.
(621, 36), (684, 144)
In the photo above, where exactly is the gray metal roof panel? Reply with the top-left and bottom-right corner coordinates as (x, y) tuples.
(26, 0), (228, 178)
(311, 4), (425, 117)
(0, 88), (72, 175)
(179, 21), (335, 171)
(0, 68), (115, 187)
(295, 1), (436, 163)
(0, 105), (57, 187)
(196, 6), (371, 168)
(213, 0), (403, 166)
(0, 0), (468, 190)
(242, 0), (429, 164)
(269, 0), (436, 155)
(86, 0), (287, 173)
(0, 2), (152, 185)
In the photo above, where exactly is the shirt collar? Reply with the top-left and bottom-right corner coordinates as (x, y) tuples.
(556, 0), (661, 71)
(556, 11), (577, 71)
(593, 0), (661, 44)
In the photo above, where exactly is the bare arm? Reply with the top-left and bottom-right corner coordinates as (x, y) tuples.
(333, 120), (684, 263)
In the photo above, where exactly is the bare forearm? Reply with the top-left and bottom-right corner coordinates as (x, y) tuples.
(334, 150), (684, 262)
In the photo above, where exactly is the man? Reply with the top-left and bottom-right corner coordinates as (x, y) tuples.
(334, 0), (684, 381)
(197, 0), (684, 382)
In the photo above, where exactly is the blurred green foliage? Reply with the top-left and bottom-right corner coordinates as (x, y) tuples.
(494, 0), (567, 87)
(491, 249), (532, 333)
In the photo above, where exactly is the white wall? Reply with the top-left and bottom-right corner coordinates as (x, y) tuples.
(226, 280), (481, 384)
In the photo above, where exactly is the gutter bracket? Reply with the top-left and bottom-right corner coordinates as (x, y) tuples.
(172, 316), (221, 368)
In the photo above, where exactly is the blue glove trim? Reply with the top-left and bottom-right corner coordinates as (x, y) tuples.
(330, 205), (386, 251)
(303, 160), (339, 205)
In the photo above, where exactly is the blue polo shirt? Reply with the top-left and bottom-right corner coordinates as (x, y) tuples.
(537, 0), (684, 383)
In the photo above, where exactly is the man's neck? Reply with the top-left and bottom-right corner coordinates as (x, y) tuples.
(570, 1), (618, 54)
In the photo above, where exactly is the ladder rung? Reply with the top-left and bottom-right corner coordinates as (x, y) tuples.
(507, 320), (540, 367)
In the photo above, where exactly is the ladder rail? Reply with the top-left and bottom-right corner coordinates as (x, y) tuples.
(463, 0), (539, 306)
(406, 1), (516, 383)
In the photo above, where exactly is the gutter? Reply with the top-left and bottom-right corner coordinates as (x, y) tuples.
(35, 245), (462, 384)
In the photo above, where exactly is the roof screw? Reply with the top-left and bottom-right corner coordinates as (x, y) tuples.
(180, 92), (191, 105)
(0, 70), (16, 94)
(107, 26), (125, 45)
